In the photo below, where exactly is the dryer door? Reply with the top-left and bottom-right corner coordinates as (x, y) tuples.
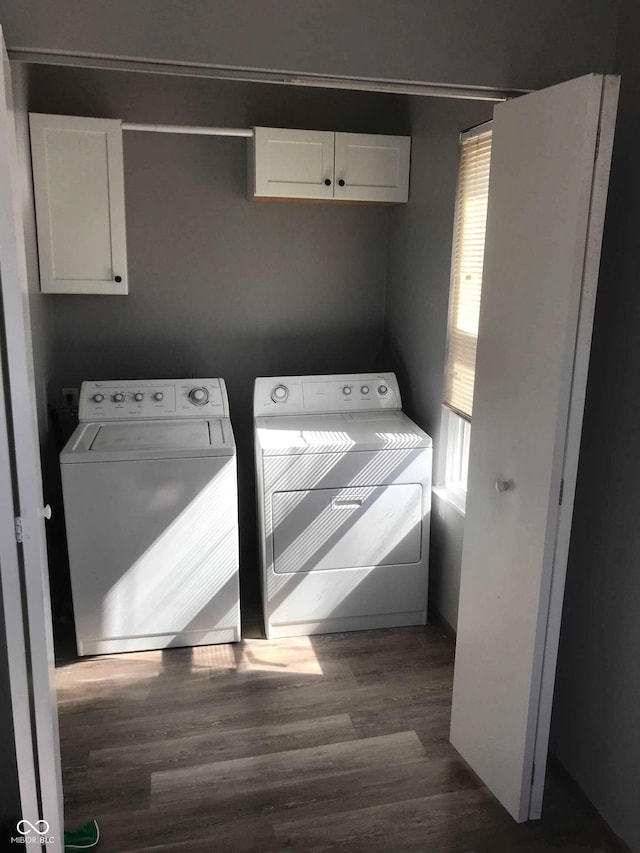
(272, 484), (422, 573)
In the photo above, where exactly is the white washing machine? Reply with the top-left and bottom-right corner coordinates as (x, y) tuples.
(254, 373), (432, 639)
(60, 378), (240, 655)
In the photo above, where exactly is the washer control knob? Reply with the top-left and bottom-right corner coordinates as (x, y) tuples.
(113, 393), (125, 403)
(377, 384), (389, 396)
(361, 385), (370, 395)
(153, 392), (164, 402)
(189, 387), (209, 405)
(271, 385), (289, 403)
(133, 392), (144, 402)
(342, 385), (352, 396)
(92, 393), (104, 403)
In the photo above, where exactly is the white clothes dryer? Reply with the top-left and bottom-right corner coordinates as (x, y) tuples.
(60, 378), (240, 655)
(254, 373), (432, 639)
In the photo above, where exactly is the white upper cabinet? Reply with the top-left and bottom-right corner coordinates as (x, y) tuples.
(334, 133), (411, 203)
(29, 114), (128, 295)
(250, 127), (410, 203)
(251, 127), (335, 200)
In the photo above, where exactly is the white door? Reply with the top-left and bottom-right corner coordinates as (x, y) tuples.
(252, 127), (335, 199)
(29, 113), (128, 295)
(334, 132), (411, 203)
(450, 74), (619, 822)
(0, 27), (64, 847)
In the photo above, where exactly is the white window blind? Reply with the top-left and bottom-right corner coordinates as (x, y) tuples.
(443, 126), (493, 419)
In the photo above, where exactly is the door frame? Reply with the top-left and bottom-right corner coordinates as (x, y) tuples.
(0, 25), (64, 848)
(529, 74), (620, 818)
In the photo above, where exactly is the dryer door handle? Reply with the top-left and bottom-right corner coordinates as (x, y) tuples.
(331, 496), (366, 510)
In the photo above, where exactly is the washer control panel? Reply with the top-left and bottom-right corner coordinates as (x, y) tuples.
(254, 373), (401, 415)
(79, 378), (230, 422)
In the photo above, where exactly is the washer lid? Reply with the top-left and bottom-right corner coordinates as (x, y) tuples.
(90, 420), (212, 452)
(60, 418), (235, 463)
(255, 411), (432, 455)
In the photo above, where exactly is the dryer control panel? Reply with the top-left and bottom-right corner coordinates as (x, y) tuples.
(254, 373), (401, 416)
(78, 378), (230, 421)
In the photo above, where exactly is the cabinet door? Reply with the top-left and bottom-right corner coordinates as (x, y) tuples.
(252, 127), (335, 199)
(29, 113), (128, 294)
(334, 132), (410, 203)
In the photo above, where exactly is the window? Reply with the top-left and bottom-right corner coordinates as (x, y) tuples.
(437, 124), (492, 511)
(438, 406), (472, 513)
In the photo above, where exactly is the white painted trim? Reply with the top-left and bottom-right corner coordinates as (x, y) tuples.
(123, 122), (253, 137)
(0, 27), (63, 847)
(8, 48), (525, 102)
(0, 31), (42, 839)
(528, 73), (620, 821)
(432, 485), (466, 517)
(0, 300), (41, 842)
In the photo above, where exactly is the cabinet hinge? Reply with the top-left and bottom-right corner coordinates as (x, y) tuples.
(14, 517), (23, 544)
(559, 480), (565, 506)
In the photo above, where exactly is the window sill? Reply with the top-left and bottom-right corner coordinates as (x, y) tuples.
(433, 485), (467, 517)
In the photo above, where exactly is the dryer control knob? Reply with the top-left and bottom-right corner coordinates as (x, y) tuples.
(342, 385), (352, 396)
(113, 393), (125, 403)
(271, 385), (289, 403)
(93, 393), (104, 403)
(361, 385), (370, 395)
(133, 392), (144, 402)
(189, 387), (209, 405)
(153, 392), (164, 402)
(378, 384), (389, 396)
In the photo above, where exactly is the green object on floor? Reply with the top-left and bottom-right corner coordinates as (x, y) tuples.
(64, 819), (100, 849)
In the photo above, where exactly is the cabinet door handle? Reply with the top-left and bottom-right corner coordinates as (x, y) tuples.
(114, 275), (122, 283)
(324, 178), (332, 186)
(338, 179), (345, 187)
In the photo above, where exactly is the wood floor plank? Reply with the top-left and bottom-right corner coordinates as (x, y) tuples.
(83, 813), (282, 853)
(81, 744), (481, 851)
(350, 691), (452, 741)
(151, 730), (424, 805)
(62, 764), (151, 821)
(89, 713), (358, 770)
(273, 787), (499, 851)
(58, 663), (451, 754)
(56, 666), (357, 744)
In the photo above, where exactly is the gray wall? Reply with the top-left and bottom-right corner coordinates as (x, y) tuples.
(551, 1), (640, 849)
(0, 0), (618, 91)
(26, 64), (405, 598)
(384, 96), (491, 628)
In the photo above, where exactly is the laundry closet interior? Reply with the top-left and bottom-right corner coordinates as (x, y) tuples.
(26, 63), (491, 636)
(8, 52), (619, 848)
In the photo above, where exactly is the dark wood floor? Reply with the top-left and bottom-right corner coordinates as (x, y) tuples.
(56, 618), (620, 852)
